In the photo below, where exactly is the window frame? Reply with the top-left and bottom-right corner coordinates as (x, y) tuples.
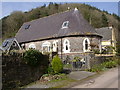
(28, 43), (36, 49)
(63, 39), (70, 53)
(25, 24), (30, 29)
(83, 38), (90, 52)
(42, 41), (51, 53)
(62, 21), (69, 29)
(52, 40), (58, 52)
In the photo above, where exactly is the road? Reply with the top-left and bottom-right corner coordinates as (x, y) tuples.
(72, 68), (119, 88)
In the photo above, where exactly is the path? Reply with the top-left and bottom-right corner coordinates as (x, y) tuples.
(72, 68), (118, 88)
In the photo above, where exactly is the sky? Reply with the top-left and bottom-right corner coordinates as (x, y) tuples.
(1, 2), (119, 19)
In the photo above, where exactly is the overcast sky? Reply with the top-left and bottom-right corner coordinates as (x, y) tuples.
(1, 2), (119, 19)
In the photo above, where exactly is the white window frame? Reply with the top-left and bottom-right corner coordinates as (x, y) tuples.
(52, 40), (58, 52)
(83, 38), (90, 52)
(63, 39), (70, 53)
(42, 41), (51, 53)
(62, 21), (69, 29)
(28, 43), (36, 49)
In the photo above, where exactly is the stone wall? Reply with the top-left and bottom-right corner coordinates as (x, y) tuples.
(2, 53), (49, 89)
(90, 55), (113, 68)
(25, 36), (101, 53)
(24, 36), (101, 60)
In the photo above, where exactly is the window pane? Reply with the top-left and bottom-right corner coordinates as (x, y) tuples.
(25, 25), (30, 29)
(85, 40), (88, 50)
(62, 21), (69, 28)
(66, 45), (68, 50)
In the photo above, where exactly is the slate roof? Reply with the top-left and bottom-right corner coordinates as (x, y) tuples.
(1, 38), (15, 51)
(1, 38), (21, 52)
(95, 27), (112, 40)
(16, 8), (101, 43)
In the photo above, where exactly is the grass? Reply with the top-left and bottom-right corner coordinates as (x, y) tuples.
(21, 73), (76, 89)
(49, 78), (76, 88)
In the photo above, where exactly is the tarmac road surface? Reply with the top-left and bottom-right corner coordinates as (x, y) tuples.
(72, 68), (119, 88)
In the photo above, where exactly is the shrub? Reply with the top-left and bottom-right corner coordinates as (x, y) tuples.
(51, 55), (63, 74)
(89, 60), (118, 72)
(46, 66), (54, 74)
(89, 65), (105, 72)
(102, 61), (118, 68)
(93, 49), (100, 54)
(23, 49), (45, 67)
(116, 42), (120, 56)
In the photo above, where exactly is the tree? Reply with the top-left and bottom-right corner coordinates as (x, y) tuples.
(27, 8), (41, 20)
(4, 11), (25, 38)
(48, 2), (54, 9)
(116, 42), (120, 56)
(51, 55), (63, 74)
(101, 14), (108, 27)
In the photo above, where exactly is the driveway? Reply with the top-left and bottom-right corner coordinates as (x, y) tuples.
(72, 67), (118, 88)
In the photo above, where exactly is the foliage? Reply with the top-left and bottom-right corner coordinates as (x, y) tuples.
(23, 49), (47, 67)
(101, 14), (108, 27)
(63, 64), (72, 69)
(51, 55), (63, 74)
(102, 61), (117, 68)
(93, 49), (100, 54)
(112, 13), (120, 21)
(2, 11), (25, 39)
(46, 66), (54, 75)
(88, 58), (118, 72)
(116, 42), (120, 56)
(88, 64), (105, 72)
(71, 56), (81, 62)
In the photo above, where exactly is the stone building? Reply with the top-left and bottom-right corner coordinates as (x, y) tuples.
(95, 26), (116, 53)
(15, 8), (102, 60)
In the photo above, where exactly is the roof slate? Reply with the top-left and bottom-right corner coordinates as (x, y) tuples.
(15, 9), (100, 43)
(2, 38), (15, 51)
(95, 27), (112, 40)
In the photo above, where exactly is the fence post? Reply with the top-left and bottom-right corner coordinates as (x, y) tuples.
(85, 52), (94, 70)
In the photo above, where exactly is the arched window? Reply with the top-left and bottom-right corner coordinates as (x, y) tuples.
(42, 41), (51, 52)
(28, 43), (36, 49)
(52, 41), (58, 52)
(83, 38), (90, 52)
(63, 39), (70, 53)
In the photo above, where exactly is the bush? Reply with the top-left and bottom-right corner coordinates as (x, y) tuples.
(116, 42), (120, 56)
(102, 61), (118, 68)
(46, 66), (54, 74)
(89, 60), (118, 72)
(93, 49), (100, 54)
(88, 65), (105, 72)
(51, 55), (63, 74)
(23, 49), (46, 67)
